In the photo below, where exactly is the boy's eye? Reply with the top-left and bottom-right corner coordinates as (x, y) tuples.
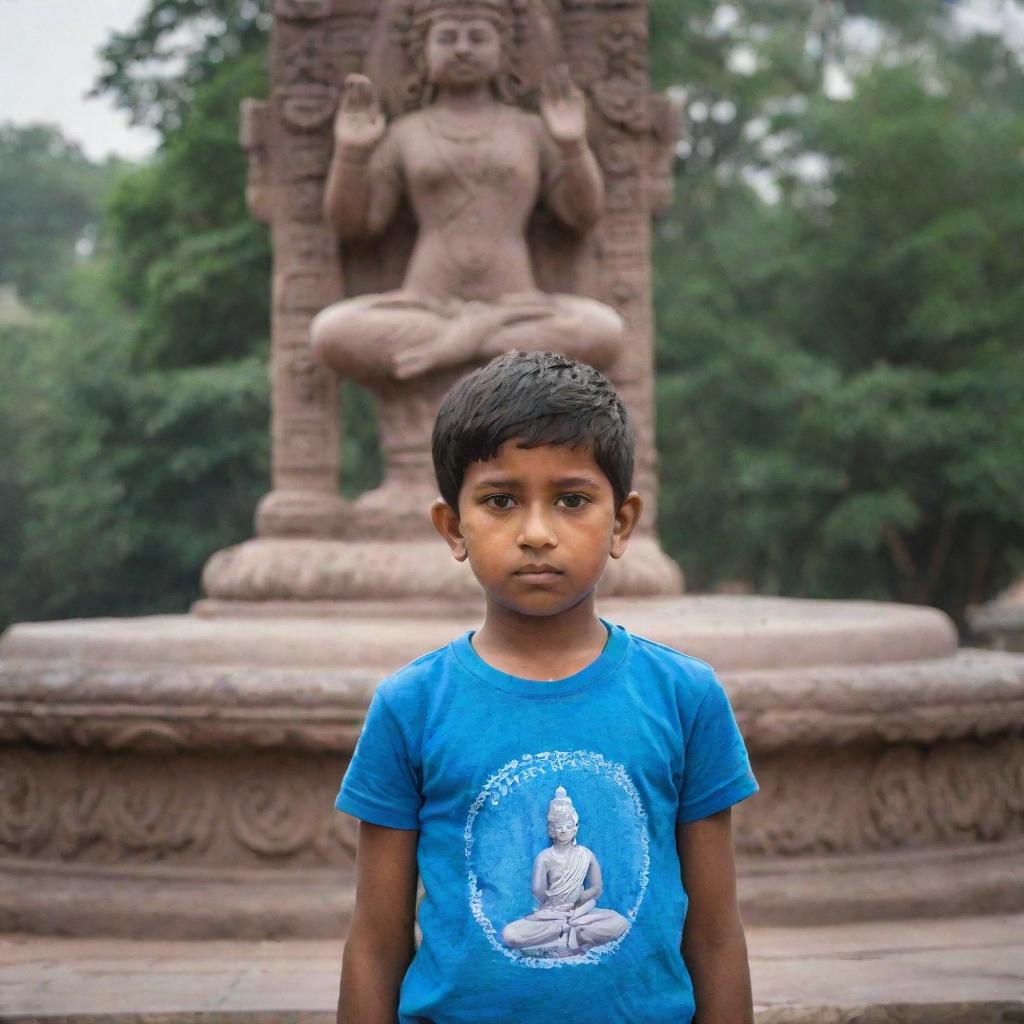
(484, 494), (516, 510)
(556, 493), (589, 509)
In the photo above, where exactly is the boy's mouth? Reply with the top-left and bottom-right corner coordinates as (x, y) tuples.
(514, 563), (563, 579)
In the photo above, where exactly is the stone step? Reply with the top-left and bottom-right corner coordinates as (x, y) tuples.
(1, 914), (1021, 1022)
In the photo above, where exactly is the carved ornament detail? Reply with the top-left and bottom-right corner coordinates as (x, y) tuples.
(3, 736), (1022, 869)
(0, 749), (355, 868)
(735, 736), (1024, 856)
(279, 85), (338, 131)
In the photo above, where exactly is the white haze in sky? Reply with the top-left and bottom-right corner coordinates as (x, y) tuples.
(0, 0), (157, 160)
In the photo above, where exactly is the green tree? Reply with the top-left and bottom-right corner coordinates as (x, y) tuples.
(94, 0), (270, 136)
(0, 32), (275, 629)
(106, 49), (271, 369)
(0, 124), (121, 304)
(653, 9), (1024, 619)
(6, 0), (1020, 629)
(0, 267), (269, 630)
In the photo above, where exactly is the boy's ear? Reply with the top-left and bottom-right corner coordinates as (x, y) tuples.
(610, 491), (643, 560)
(431, 498), (468, 562)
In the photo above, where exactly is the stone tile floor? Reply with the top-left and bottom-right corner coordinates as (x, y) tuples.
(1, 914), (1022, 1022)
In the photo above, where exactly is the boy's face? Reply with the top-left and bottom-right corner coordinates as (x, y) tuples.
(432, 440), (641, 618)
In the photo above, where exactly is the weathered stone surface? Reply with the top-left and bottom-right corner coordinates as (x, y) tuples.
(2, 645), (1020, 755)
(738, 839), (1024, 924)
(0, 749), (357, 868)
(4, 0), (1024, 957)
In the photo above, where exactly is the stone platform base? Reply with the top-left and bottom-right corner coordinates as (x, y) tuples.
(3, 595), (1023, 940)
(2, 914), (1021, 1022)
(0, 861), (355, 941)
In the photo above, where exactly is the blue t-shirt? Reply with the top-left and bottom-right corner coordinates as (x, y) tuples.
(336, 621), (757, 1024)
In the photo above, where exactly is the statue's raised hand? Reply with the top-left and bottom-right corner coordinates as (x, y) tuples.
(335, 73), (386, 153)
(540, 65), (586, 148)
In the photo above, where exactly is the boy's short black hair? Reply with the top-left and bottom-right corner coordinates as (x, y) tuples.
(432, 351), (634, 510)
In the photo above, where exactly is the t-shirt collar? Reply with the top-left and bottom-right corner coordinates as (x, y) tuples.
(450, 618), (629, 697)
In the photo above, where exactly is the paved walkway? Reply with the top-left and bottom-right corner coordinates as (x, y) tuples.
(1, 915), (1022, 1022)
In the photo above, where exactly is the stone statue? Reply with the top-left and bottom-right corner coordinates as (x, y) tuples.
(200, 0), (687, 600)
(309, 0), (624, 389)
(502, 786), (629, 957)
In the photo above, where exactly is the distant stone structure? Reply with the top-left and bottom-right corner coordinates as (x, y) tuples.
(969, 579), (1024, 651)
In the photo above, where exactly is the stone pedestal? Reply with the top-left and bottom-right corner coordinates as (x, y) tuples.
(3, 596), (1022, 939)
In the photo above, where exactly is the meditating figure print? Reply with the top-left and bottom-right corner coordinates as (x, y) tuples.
(502, 786), (629, 958)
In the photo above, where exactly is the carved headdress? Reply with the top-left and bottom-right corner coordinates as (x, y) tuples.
(365, 0), (563, 114)
(547, 785), (580, 827)
(409, 0), (522, 30)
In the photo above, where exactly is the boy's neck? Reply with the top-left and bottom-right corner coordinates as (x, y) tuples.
(471, 594), (609, 682)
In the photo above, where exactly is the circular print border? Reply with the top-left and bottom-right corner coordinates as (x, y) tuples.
(465, 749), (650, 968)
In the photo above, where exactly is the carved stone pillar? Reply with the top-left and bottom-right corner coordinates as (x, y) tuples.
(245, 0), (381, 538)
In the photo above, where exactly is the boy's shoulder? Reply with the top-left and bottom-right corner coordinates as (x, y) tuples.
(620, 626), (720, 702)
(373, 638), (458, 708)
(626, 627), (715, 671)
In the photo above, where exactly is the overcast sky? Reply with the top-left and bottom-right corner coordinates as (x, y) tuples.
(1, 0), (157, 161)
(1, 0), (1020, 165)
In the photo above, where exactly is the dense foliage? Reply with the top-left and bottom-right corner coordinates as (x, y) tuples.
(0, 43), (272, 626)
(0, 125), (122, 305)
(1, 0), (1022, 629)
(651, 1), (1024, 614)
(0, 280), (267, 626)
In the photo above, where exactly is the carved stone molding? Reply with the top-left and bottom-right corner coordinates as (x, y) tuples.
(3, 649), (1020, 755)
(723, 651), (1024, 750)
(736, 736), (1024, 856)
(0, 662), (372, 754)
(0, 749), (356, 869)
(202, 535), (682, 603)
(2, 735), (1021, 869)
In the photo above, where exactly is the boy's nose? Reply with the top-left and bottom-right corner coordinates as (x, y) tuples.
(517, 506), (558, 550)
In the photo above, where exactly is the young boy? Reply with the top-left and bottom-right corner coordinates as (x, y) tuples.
(335, 351), (758, 1023)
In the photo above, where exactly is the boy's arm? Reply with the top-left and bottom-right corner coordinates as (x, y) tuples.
(338, 821), (419, 1024)
(677, 808), (754, 1024)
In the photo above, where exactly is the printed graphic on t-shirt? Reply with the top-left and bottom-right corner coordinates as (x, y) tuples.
(465, 750), (650, 968)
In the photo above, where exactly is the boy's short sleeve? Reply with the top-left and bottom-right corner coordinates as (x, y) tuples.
(678, 673), (758, 824)
(335, 690), (421, 830)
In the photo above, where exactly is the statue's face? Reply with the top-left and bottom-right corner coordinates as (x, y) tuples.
(425, 16), (502, 90)
(547, 815), (578, 845)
